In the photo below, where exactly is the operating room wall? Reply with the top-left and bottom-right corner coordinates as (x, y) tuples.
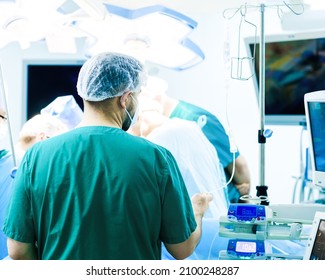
(0, 7), (307, 205)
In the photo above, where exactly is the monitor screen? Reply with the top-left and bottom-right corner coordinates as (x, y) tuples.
(304, 90), (325, 189)
(303, 211), (325, 260)
(24, 60), (84, 120)
(310, 219), (325, 260)
(245, 31), (325, 126)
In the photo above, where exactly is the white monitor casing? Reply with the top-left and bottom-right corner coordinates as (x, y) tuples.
(303, 211), (325, 260)
(304, 90), (325, 189)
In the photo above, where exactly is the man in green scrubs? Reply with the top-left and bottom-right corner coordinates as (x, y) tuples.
(2, 52), (212, 260)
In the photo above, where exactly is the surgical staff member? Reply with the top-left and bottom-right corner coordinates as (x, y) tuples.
(144, 77), (251, 203)
(0, 106), (14, 259)
(2, 52), (212, 260)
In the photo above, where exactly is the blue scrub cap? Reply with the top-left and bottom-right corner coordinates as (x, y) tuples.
(40, 95), (83, 130)
(77, 52), (145, 101)
(77, 52), (146, 102)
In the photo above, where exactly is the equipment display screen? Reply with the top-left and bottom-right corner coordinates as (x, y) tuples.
(308, 102), (325, 172)
(237, 206), (256, 217)
(25, 63), (84, 120)
(310, 219), (325, 260)
(236, 241), (257, 253)
(247, 35), (325, 126)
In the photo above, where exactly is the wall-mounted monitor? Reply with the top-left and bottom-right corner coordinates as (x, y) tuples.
(304, 90), (325, 190)
(23, 60), (84, 121)
(245, 31), (325, 126)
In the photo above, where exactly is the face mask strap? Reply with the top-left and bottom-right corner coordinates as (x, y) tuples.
(124, 108), (133, 121)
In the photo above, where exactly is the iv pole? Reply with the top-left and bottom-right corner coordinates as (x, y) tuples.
(223, 3), (269, 205)
(255, 2), (303, 204)
(256, 3), (269, 205)
(223, 2), (303, 205)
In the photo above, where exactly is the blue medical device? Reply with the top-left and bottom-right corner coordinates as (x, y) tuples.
(227, 204), (266, 222)
(227, 239), (265, 259)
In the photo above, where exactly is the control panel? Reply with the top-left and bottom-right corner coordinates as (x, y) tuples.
(227, 204), (266, 223)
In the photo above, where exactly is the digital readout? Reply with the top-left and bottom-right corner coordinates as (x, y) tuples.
(235, 241), (257, 253)
(237, 206), (257, 216)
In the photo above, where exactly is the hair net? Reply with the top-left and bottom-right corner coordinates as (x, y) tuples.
(77, 52), (146, 102)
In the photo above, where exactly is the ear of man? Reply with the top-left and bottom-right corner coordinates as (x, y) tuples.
(119, 92), (132, 109)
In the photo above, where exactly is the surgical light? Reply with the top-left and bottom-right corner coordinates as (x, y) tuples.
(79, 4), (205, 70)
(0, 1), (204, 70)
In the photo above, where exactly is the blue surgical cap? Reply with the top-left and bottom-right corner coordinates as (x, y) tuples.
(77, 52), (146, 102)
(40, 95), (83, 130)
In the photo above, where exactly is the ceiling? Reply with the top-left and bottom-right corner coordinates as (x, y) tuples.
(0, 0), (232, 69)
(0, 0), (280, 49)
(0, 0), (312, 70)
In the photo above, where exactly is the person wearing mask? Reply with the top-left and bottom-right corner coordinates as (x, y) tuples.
(0, 107), (14, 259)
(145, 77), (251, 203)
(2, 52), (212, 260)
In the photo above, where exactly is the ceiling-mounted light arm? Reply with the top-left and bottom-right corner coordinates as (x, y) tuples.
(103, 4), (198, 29)
(175, 38), (205, 71)
(72, 0), (107, 20)
(90, 3), (204, 71)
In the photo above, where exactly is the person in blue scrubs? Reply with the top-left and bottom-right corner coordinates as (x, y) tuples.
(0, 108), (14, 259)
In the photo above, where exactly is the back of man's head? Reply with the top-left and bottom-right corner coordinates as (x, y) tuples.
(18, 114), (67, 148)
(77, 52), (146, 102)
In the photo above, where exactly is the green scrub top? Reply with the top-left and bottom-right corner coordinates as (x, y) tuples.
(3, 126), (196, 260)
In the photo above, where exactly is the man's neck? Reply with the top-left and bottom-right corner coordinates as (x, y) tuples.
(78, 110), (122, 129)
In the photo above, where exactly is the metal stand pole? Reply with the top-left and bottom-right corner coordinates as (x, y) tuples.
(256, 4), (269, 205)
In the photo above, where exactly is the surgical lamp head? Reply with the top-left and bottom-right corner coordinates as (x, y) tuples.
(77, 52), (146, 102)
